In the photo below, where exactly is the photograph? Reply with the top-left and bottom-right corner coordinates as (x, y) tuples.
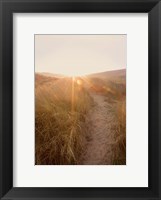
(35, 34), (126, 165)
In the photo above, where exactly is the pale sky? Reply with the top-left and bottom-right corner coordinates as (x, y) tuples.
(35, 35), (126, 76)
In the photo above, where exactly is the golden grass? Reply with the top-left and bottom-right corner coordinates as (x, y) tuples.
(112, 98), (126, 165)
(105, 80), (126, 165)
(35, 75), (93, 165)
(35, 73), (126, 165)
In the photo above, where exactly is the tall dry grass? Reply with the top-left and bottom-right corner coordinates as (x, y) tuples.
(105, 80), (126, 165)
(111, 98), (126, 165)
(35, 75), (93, 165)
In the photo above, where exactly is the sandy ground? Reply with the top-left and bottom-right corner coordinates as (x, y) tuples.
(80, 93), (115, 165)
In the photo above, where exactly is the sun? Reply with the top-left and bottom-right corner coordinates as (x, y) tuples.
(60, 68), (87, 77)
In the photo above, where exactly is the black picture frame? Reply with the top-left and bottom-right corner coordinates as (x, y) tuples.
(0, 0), (161, 199)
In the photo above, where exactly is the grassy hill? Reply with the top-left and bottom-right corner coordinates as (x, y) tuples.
(88, 69), (126, 80)
(35, 69), (126, 165)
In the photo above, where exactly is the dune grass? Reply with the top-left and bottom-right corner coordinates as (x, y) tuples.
(35, 75), (93, 165)
(105, 80), (126, 165)
(35, 73), (126, 165)
(111, 97), (126, 165)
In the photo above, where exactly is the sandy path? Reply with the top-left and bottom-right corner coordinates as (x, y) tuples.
(80, 93), (115, 165)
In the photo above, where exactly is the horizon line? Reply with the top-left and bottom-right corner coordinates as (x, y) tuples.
(35, 67), (126, 77)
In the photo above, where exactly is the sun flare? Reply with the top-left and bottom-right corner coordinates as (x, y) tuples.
(62, 70), (87, 77)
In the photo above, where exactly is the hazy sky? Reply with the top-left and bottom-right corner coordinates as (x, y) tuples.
(35, 35), (126, 76)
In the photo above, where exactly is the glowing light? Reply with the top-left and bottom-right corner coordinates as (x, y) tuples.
(76, 79), (82, 85)
(63, 70), (87, 77)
